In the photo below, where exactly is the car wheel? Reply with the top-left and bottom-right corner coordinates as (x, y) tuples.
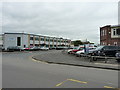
(116, 59), (120, 62)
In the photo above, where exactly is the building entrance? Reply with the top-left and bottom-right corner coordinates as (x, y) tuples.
(17, 37), (21, 46)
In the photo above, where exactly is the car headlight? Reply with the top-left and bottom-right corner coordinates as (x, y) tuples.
(98, 51), (100, 53)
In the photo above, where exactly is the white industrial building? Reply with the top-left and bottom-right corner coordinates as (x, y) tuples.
(3, 33), (71, 50)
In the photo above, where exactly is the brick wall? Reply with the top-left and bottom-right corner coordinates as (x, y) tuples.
(100, 25), (120, 46)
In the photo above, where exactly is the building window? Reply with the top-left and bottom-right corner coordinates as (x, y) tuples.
(35, 37), (39, 41)
(101, 31), (102, 36)
(35, 44), (39, 46)
(54, 39), (56, 42)
(116, 28), (120, 35)
(46, 38), (49, 42)
(41, 38), (44, 41)
(103, 42), (104, 45)
(58, 40), (60, 42)
(30, 37), (33, 40)
(114, 42), (117, 45)
(113, 29), (116, 35)
(104, 30), (106, 35)
(50, 39), (53, 42)
(103, 30), (104, 36)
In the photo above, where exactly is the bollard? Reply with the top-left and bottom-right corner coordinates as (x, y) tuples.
(103, 53), (107, 63)
(105, 56), (107, 63)
(90, 56), (93, 62)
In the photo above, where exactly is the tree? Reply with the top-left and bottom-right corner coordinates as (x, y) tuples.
(72, 40), (83, 46)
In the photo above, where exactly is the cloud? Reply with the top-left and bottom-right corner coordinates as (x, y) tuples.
(1, 2), (118, 44)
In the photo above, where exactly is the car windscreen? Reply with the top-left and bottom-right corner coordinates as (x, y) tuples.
(95, 46), (104, 50)
(89, 47), (96, 50)
(73, 47), (78, 49)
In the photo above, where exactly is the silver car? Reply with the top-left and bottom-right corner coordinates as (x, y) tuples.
(40, 47), (49, 51)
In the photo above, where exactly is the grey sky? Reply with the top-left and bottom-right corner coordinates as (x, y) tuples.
(2, 2), (118, 44)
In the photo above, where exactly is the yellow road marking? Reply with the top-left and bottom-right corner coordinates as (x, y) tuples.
(104, 86), (114, 88)
(56, 79), (87, 87)
(29, 55), (49, 64)
(67, 79), (87, 84)
(56, 80), (67, 87)
(32, 59), (48, 64)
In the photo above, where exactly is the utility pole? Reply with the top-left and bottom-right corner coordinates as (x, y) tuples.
(22, 31), (24, 48)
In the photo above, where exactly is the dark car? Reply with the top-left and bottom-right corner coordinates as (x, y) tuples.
(116, 52), (120, 62)
(56, 47), (68, 50)
(7, 46), (22, 51)
(0, 45), (4, 52)
(30, 46), (40, 51)
(56, 47), (64, 50)
(91, 45), (120, 57)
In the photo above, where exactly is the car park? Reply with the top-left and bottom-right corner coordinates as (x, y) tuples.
(90, 45), (120, 57)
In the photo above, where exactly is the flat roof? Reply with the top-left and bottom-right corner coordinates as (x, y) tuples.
(111, 25), (120, 28)
(4, 32), (70, 40)
(100, 25), (120, 29)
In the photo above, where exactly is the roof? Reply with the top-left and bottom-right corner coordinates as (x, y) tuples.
(100, 25), (120, 28)
(111, 25), (120, 28)
(4, 32), (71, 40)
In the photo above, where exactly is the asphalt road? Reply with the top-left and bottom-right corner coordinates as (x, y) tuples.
(2, 50), (119, 88)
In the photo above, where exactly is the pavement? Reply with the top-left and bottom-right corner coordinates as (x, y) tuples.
(33, 50), (120, 70)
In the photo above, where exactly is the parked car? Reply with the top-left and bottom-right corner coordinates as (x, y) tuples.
(56, 47), (64, 50)
(30, 46), (40, 51)
(50, 47), (56, 49)
(40, 47), (49, 50)
(75, 49), (84, 56)
(116, 52), (120, 62)
(71, 47), (84, 54)
(7, 46), (22, 51)
(23, 47), (31, 51)
(75, 47), (96, 57)
(67, 47), (79, 54)
(90, 45), (120, 57)
(0, 45), (4, 52)
(56, 47), (68, 50)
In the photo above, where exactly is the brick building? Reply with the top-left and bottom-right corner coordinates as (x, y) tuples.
(100, 25), (120, 46)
